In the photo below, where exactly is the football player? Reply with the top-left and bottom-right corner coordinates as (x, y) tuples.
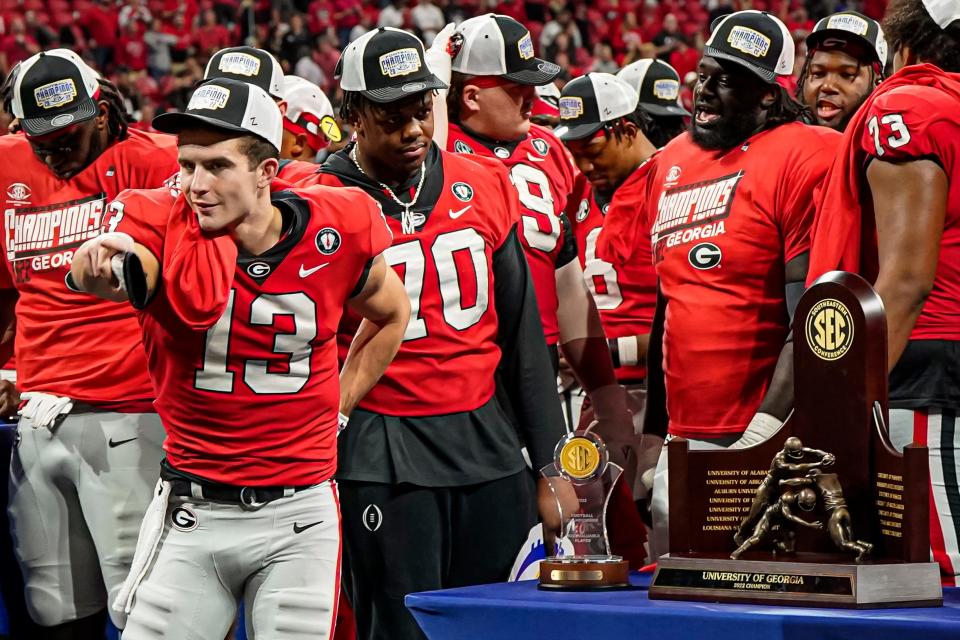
(69, 77), (410, 638)
(279, 75), (337, 162)
(600, 11), (841, 559)
(808, 0), (960, 583)
(797, 11), (888, 131)
(445, 13), (634, 442)
(301, 28), (568, 640)
(0, 50), (178, 638)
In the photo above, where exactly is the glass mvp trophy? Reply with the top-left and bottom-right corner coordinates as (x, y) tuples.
(538, 430), (630, 590)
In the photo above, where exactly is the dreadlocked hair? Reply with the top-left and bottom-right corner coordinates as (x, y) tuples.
(606, 110), (686, 149)
(339, 90), (372, 125)
(765, 85), (813, 128)
(97, 78), (132, 143)
(0, 62), (20, 117)
(884, 0), (960, 72)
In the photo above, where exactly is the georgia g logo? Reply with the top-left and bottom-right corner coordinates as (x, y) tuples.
(688, 242), (722, 270)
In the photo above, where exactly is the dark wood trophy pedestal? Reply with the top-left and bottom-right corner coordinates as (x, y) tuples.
(539, 557), (630, 590)
(649, 272), (943, 608)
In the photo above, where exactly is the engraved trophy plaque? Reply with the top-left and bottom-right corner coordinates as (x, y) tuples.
(538, 431), (630, 590)
(649, 272), (943, 608)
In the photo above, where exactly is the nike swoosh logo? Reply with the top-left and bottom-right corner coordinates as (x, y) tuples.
(108, 437), (138, 448)
(526, 153), (545, 163)
(299, 263), (329, 278)
(293, 521), (324, 534)
(449, 206), (471, 219)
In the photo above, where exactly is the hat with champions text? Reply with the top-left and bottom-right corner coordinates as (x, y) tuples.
(12, 49), (101, 137)
(152, 78), (283, 151)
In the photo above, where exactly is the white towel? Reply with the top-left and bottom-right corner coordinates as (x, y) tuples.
(113, 480), (171, 615)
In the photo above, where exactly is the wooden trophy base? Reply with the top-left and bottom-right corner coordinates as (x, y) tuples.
(538, 556), (631, 591)
(649, 553), (943, 608)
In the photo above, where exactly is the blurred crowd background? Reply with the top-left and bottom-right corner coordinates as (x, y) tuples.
(0, 0), (889, 134)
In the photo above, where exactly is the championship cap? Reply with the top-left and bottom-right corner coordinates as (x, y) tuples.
(281, 75), (340, 148)
(451, 14), (561, 85)
(152, 78), (283, 151)
(923, 0), (960, 29)
(12, 49), (101, 137)
(704, 10), (794, 84)
(554, 73), (639, 141)
(205, 47), (284, 99)
(336, 27), (446, 103)
(617, 59), (690, 117)
(807, 12), (887, 66)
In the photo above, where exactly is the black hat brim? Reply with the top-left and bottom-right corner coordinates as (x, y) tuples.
(703, 47), (777, 84)
(20, 98), (98, 137)
(504, 58), (562, 86)
(806, 30), (881, 64)
(360, 73), (448, 103)
(555, 121), (604, 141)
(641, 102), (691, 117)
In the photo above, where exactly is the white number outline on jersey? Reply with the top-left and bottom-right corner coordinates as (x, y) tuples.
(867, 113), (911, 157)
(385, 228), (489, 341)
(195, 290), (318, 394)
(104, 201), (125, 233)
(510, 164), (561, 253)
(583, 227), (622, 309)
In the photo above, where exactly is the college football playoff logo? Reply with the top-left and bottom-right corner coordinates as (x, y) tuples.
(454, 140), (474, 154)
(576, 199), (589, 222)
(316, 228), (341, 255)
(531, 138), (549, 156)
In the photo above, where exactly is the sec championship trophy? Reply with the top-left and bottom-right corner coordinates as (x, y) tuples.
(649, 272), (943, 608)
(538, 431), (630, 590)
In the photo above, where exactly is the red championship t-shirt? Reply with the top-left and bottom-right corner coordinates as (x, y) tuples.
(860, 85), (960, 341)
(567, 167), (657, 381)
(645, 123), (840, 438)
(447, 123), (577, 345)
(306, 150), (519, 416)
(0, 130), (178, 407)
(113, 181), (392, 485)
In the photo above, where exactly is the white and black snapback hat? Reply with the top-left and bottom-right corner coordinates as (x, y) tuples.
(555, 73), (639, 141)
(924, 0), (960, 29)
(451, 13), (561, 85)
(704, 10), (794, 84)
(153, 78), (283, 151)
(205, 46), (284, 99)
(337, 27), (446, 103)
(617, 59), (690, 117)
(12, 49), (101, 137)
(807, 11), (887, 66)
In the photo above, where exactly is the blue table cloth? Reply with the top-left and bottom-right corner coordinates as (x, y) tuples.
(406, 572), (960, 640)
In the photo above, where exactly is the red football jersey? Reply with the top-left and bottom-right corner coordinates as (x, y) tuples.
(447, 123), (577, 345)
(860, 84), (960, 341)
(114, 182), (392, 485)
(646, 124), (840, 438)
(278, 158), (321, 183)
(567, 168), (658, 381)
(0, 130), (178, 406)
(306, 149), (519, 416)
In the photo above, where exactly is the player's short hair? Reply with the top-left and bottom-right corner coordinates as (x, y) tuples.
(238, 134), (279, 169)
(884, 0), (960, 72)
(446, 72), (470, 123)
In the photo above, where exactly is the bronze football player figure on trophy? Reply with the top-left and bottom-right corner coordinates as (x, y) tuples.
(730, 487), (823, 559)
(734, 437), (836, 546)
(781, 470), (874, 562)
